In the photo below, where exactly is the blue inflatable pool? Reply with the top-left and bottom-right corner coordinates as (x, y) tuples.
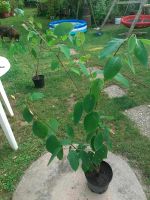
(49, 19), (87, 35)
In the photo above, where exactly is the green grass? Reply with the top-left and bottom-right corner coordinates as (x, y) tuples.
(0, 8), (150, 200)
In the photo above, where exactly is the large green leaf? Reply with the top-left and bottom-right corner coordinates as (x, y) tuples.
(60, 45), (70, 59)
(48, 147), (62, 165)
(93, 144), (108, 165)
(126, 54), (135, 74)
(73, 101), (83, 124)
(114, 73), (129, 88)
(75, 32), (85, 47)
(46, 135), (61, 153)
(54, 22), (73, 36)
(79, 63), (89, 77)
(22, 107), (33, 123)
(83, 94), (95, 113)
(134, 40), (148, 67)
(90, 79), (104, 102)
(128, 35), (136, 52)
(49, 119), (59, 134)
(140, 39), (150, 45)
(104, 56), (122, 81)
(94, 133), (103, 151)
(57, 148), (63, 160)
(99, 38), (125, 59)
(32, 120), (48, 139)
(80, 151), (91, 172)
(67, 150), (79, 171)
(84, 112), (99, 133)
(70, 67), (81, 76)
(103, 128), (112, 150)
(31, 48), (37, 58)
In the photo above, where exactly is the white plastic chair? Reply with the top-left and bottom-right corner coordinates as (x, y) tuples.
(0, 56), (18, 150)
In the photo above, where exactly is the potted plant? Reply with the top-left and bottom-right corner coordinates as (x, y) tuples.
(0, 1), (11, 18)
(31, 43), (45, 89)
(22, 20), (148, 194)
(22, 19), (46, 88)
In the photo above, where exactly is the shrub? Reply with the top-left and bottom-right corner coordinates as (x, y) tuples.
(0, 1), (11, 14)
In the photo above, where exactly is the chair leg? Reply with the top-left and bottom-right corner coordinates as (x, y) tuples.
(0, 80), (14, 117)
(0, 102), (18, 150)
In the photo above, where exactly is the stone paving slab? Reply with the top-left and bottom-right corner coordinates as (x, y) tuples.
(13, 151), (147, 200)
(104, 85), (126, 98)
(124, 105), (150, 138)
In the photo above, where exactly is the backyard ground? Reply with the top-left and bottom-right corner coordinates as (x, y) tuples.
(0, 8), (150, 200)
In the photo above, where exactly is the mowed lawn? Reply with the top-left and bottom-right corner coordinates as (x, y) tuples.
(0, 8), (150, 200)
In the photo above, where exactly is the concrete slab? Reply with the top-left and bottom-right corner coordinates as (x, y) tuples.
(124, 105), (150, 138)
(104, 85), (126, 98)
(13, 151), (147, 200)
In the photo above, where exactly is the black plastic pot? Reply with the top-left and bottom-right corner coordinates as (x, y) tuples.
(32, 75), (45, 88)
(85, 161), (113, 194)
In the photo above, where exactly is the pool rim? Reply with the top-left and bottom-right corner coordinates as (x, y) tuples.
(49, 19), (87, 29)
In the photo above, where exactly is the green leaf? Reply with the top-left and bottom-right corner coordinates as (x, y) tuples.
(29, 92), (45, 101)
(134, 40), (148, 67)
(27, 31), (37, 41)
(60, 45), (70, 59)
(73, 101), (83, 124)
(126, 54), (135, 74)
(31, 48), (37, 58)
(36, 22), (42, 29)
(49, 119), (59, 134)
(128, 35), (136, 52)
(48, 147), (61, 165)
(75, 32), (85, 47)
(57, 148), (63, 160)
(70, 67), (80, 76)
(67, 150), (79, 171)
(93, 144), (108, 165)
(104, 56), (122, 81)
(94, 133), (103, 151)
(90, 79), (104, 102)
(32, 120), (48, 139)
(54, 22), (73, 36)
(90, 136), (96, 151)
(84, 112), (99, 133)
(22, 107), (33, 123)
(99, 38), (125, 59)
(66, 125), (74, 138)
(80, 151), (91, 172)
(83, 94), (96, 113)
(140, 39), (150, 45)
(51, 60), (60, 71)
(103, 128), (112, 150)
(79, 63), (89, 77)
(46, 135), (61, 153)
(22, 23), (29, 31)
(114, 73), (129, 88)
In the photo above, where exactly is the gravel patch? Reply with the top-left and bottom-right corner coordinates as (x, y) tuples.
(104, 85), (126, 98)
(124, 105), (150, 138)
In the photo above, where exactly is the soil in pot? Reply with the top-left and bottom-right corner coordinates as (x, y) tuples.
(32, 75), (45, 88)
(85, 161), (113, 194)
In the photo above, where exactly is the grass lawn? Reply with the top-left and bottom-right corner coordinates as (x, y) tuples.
(0, 8), (150, 200)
